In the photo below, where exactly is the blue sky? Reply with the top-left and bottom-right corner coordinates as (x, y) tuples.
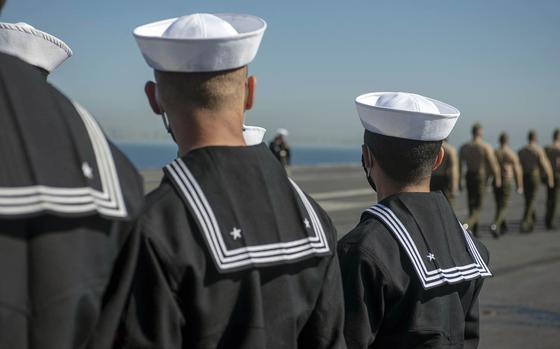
(2, 0), (559, 148)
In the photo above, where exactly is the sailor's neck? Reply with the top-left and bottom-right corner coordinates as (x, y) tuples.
(377, 180), (430, 201)
(170, 109), (246, 156)
(472, 136), (483, 143)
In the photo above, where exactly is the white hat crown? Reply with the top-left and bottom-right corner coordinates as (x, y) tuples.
(163, 14), (238, 39)
(355, 92), (460, 141)
(134, 13), (266, 72)
(376, 92), (439, 114)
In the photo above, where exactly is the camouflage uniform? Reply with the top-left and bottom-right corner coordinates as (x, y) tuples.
(431, 141), (459, 206)
(493, 145), (523, 234)
(545, 143), (560, 229)
(459, 139), (501, 235)
(518, 144), (554, 232)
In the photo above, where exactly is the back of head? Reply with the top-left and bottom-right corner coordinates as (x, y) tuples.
(0, 0), (5, 13)
(499, 132), (508, 146)
(155, 66), (247, 114)
(528, 129), (537, 143)
(364, 131), (442, 184)
(553, 128), (560, 142)
(472, 123), (482, 138)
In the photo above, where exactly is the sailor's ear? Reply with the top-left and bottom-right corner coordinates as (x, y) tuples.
(432, 145), (445, 171)
(245, 75), (256, 110)
(362, 144), (374, 167)
(145, 81), (163, 115)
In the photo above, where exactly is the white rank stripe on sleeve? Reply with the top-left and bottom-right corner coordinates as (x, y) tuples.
(165, 158), (330, 271)
(366, 204), (491, 289)
(0, 102), (127, 218)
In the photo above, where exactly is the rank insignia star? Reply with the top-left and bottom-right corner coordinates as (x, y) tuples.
(304, 218), (311, 229)
(81, 162), (93, 179)
(427, 253), (436, 262)
(230, 227), (242, 240)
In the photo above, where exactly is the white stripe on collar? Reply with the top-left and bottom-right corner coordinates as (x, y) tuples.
(366, 203), (491, 289)
(165, 158), (330, 272)
(0, 102), (127, 218)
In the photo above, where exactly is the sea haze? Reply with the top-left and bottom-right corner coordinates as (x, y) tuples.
(115, 142), (361, 170)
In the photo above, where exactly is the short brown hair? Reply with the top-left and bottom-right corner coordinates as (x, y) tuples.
(499, 132), (508, 145)
(528, 129), (537, 142)
(0, 0), (5, 12)
(155, 66), (247, 112)
(553, 128), (560, 141)
(364, 131), (442, 184)
(472, 123), (482, 136)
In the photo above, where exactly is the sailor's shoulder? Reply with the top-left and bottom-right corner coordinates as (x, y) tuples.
(144, 180), (183, 213)
(338, 213), (398, 257)
(296, 185), (339, 243)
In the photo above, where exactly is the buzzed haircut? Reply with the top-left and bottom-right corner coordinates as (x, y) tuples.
(528, 129), (537, 142)
(472, 123), (482, 137)
(553, 128), (560, 141)
(155, 66), (247, 112)
(499, 132), (508, 145)
(364, 131), (442, 184)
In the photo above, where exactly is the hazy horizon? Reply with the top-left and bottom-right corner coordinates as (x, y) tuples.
(2, 0), (559, 149)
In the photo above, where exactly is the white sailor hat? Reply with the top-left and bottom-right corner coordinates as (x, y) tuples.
(133, 13), (266, 72)
(243, 125), (266, 145)
(355, 92), (460, 141)
(0, 22), (72, 72)
(276, 128), (289, 137)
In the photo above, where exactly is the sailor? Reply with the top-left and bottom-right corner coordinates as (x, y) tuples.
(124, 13), (345, 348)
(491, 132), (523, 237)
(338, 92), (491, 348)
(545, 129), (560, 230)
(459, 123), (501, 236)
(430, 138), (459, 205)
(518, 130), (554, 232)
(0, 17), (144, 348)
(269, 128), (292, 167)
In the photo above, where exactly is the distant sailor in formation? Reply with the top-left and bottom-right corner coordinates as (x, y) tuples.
(545, 129), (560, 230)
(338, 92), (491, 348)
(269, 128), (292, 167)
(459, 123), (501, 235)
(491, 132), (523, 237)
(123, 13), (345, 348)
(0, 12), (144, 348)
(518, 130), (554, 232)
(430, 138), (459, 205)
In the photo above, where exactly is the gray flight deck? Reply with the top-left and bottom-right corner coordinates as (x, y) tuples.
(141, 165), (560, 349)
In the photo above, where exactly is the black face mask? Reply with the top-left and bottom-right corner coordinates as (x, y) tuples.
(361, 154), (377, 192)
(161, 113), (177, 143)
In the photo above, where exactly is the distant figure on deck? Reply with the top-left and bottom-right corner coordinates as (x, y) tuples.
(269, 128), (291, 167)
(491, 132), (523, 237)
(545, 129), (560, 230)
(459, 123), (501, 236)
(430, 138), (459, 205)
(518, 130), (554, 232)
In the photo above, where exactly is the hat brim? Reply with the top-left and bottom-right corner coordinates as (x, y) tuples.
(0, 22), (72, 72)
(355, 92), (460, 141)
(133, 13), (266, 72)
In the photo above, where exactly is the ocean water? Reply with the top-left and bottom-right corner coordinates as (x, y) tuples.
(115, 142), (361, 170)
